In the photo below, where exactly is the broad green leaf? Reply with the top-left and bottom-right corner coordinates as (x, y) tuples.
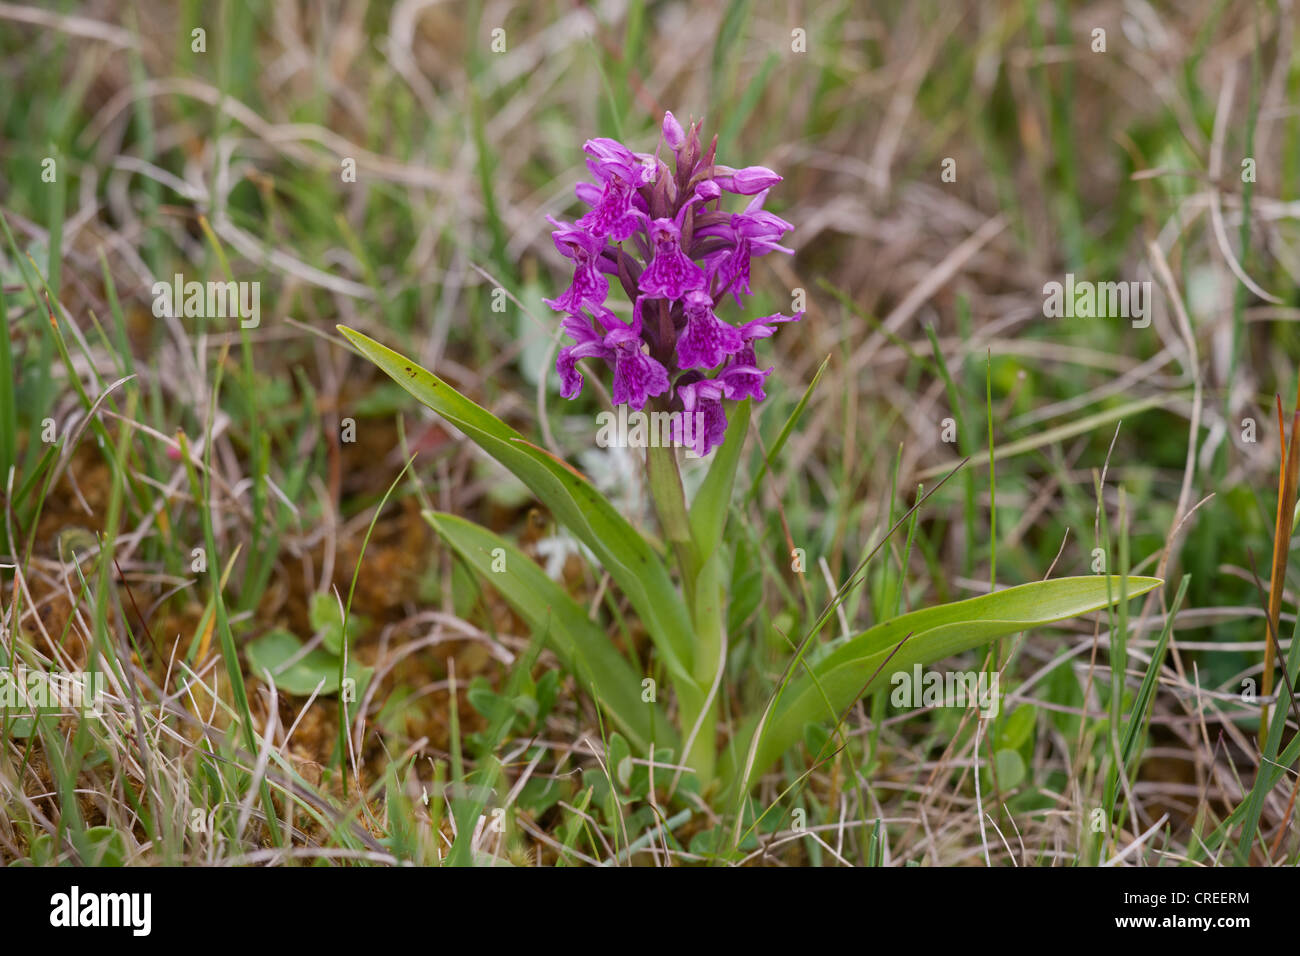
(425, 511), (673, 754)
(246, 628), (373, 697)
(535, 669), (560, 721)
(338, 326), (695, 684)
(724, 575), (1163, 794)
(5, 716), (37, 738)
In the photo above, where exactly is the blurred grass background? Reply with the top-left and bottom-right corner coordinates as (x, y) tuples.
(1, 0), (1299, 866)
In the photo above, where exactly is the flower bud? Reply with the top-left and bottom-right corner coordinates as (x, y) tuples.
(714, 165), (783, 195)
(662, 111), (685, 150)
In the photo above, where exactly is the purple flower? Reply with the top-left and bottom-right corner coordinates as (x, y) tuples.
(555, 311), (615, 400)
(638, 218), (706, 300)
(713, 165), (783, 195)
(584, 138), (654, 185)
(715, 362), (773, 403)
(555, 306), (668, 411)
(549, 112), (798, 454)
(734, 311), (803, 368)
(672, 374), (729, 457)
(608, 329), (669, 411)
(577, 139), (655, 241)
(676, 290), (742, 369)
(699, 194), (794, 305)
(693, 180), (722, 204)
(671, 363), (776, 455)
(578, 177), (641, 242)
(543, 219), (609, 313)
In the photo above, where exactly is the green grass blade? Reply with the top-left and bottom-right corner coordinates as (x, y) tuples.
(745, 354), (829, 503)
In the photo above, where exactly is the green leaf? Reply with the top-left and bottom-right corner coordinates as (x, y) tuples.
(309, 591), (368, 656)
(27, 833), (56, 866)
(338, 326), (695, 684)
(246, 628), (373, 697)
(724, 575), (1163, 795)
(83, 826), (128, 867)
(990, 748), (1026, 790)
(1106, 575), (1187, 816)
(535, 670), (560, 722)
(727, 535), (763, 636)
(625, 744), (677, 800)
(996, 704), (1037, 753)
(689, 398), (750, 561)
(5, 716), (37, 738)
(609, 732), (633, 790)
(803, 721), (831, 756)
(424, 511), (672, 754)
(467, 677), (511, 724)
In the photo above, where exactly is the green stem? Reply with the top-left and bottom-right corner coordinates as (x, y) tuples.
(645, 441), (698, 594)
(644, 439), (719, 783)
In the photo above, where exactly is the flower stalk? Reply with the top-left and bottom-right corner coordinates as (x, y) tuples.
(643, 437), (725, 785)
(643, 423), (697, 588)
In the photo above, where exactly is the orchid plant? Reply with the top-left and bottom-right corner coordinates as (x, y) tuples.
(339, 113), (1160, 827)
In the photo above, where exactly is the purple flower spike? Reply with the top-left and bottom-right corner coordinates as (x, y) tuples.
(548, 113), (799, 454)
(677, 290), (743, 370)
(638, 218), (706, 300)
